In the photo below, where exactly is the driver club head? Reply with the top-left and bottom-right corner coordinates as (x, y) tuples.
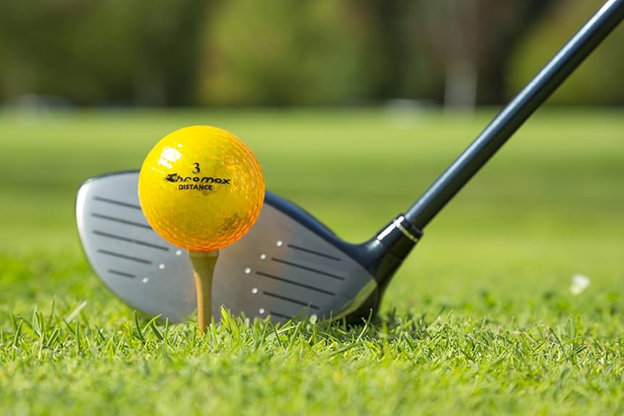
(76, 171), (419, 323)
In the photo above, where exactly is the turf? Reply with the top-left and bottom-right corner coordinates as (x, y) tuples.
(1, 108), (623, 415)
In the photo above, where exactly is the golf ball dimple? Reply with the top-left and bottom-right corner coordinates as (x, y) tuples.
(138, 125), (265, 252)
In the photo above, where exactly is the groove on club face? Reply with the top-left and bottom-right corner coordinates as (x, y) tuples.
(108, 269), (137, 278)
(286, 244), (342, 261)
(255, 271), (336, 296)
(92, 230), (170, 251)
(97, 249), (154, 264)
(270, 258), (346, 280)
(77, 171), (378, 323)
(91, 212), (153, 229)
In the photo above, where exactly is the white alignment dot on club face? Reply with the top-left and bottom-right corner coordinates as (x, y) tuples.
(276, 240), (283, 247)
(142, 277), (149, 284)
(244, 268), (251, 274)
(251, 288), (258, 294)
(175, 250), (182, 256)
(158, 263), (165, 270)
(259, 308), (265, 314)
(260, 254), (266, 260)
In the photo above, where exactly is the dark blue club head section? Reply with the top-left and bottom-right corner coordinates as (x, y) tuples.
(264, 191), (423, 323)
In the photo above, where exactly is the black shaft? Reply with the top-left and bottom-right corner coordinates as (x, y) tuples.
(405, 0), (624, 230)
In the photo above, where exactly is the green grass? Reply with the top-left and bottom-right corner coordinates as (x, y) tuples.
(1, 108), (624, 415)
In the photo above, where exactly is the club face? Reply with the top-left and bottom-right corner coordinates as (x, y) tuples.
(76, 171), (379, 323)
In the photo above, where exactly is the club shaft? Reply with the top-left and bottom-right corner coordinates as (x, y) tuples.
(405, 0), (624, 230)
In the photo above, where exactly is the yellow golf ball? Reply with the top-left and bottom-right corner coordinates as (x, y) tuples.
(138, 126), (265, 252)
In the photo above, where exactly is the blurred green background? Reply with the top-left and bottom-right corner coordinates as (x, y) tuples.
(1, 0), (623, 108)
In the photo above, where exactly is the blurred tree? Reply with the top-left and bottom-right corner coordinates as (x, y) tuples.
(340, 0), (443, 102)
(510, 0), (624, 105)
(197, 0), (375, 106)
(419, 0), (479, 108)
(0, 0), (208, 106)
(134, 0), (209, 106)
(415, 0), (556, 107)
(344, 0), (556, 107)
(474, 0), (557, 105)
(0, 0), (139, 104)
(357, 0), (419, 100)
(0, 0), (620, 107)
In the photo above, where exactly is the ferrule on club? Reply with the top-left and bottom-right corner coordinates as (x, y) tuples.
(189, 250), (219, 333)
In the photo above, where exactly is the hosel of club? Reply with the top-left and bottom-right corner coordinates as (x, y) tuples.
(371, 215), (422, 289)
(359, 214), (423, 298)
(347, 216), (423, 322)
(189, 250), (219, 333)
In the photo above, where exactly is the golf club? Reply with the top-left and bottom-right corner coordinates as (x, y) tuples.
(77, 0), (624, 323)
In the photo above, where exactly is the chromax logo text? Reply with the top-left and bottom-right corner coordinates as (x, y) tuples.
(164, 173), (231, 191)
